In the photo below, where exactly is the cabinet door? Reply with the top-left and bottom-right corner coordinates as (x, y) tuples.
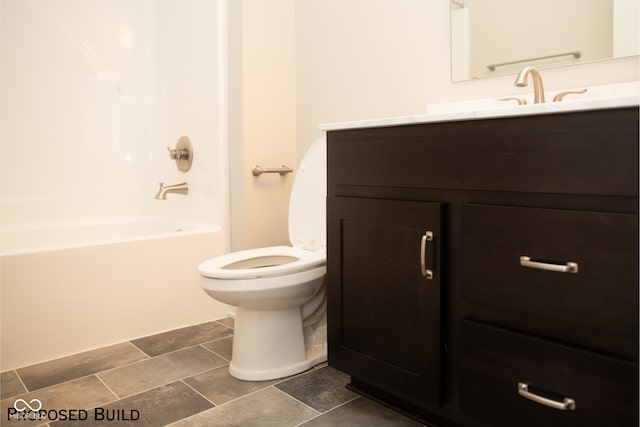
(327, 196), (443, 409)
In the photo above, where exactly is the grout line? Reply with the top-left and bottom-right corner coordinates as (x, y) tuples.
(96, 353), (231, 401)
(270, 385), (322, 415)
(198, 341), (232, 363)
(214, 318), (235, 331)
(127, 319), (234, 355)
(269, 362), (328, 388)
(127, 331), (233, 361)
(126, 340), (153, 358)
(200, 348), (231, 363)
(292, 395), (362, 427)
(207, 383), (283, 410)
(12, 369), (30, 394)
(6, 341), (151, 396)
(180, 378), (218, 406)
(93, 373), (120, 401)
(98, 342), (216, 380)
(2, 373), (119, 406)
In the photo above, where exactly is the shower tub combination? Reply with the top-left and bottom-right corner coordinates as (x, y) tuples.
(1, 0), (229, 371)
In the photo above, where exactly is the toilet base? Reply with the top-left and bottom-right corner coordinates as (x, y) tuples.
(228, 306), (327, 381)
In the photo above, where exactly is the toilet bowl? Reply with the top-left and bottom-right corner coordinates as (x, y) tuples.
(198, 136), (327, 381)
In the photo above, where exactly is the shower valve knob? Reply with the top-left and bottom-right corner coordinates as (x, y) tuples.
(167, 146), (189, 160)
(167, 136), (193, 172)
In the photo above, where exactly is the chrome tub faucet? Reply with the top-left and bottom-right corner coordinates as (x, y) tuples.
(154, 182), (188, 200)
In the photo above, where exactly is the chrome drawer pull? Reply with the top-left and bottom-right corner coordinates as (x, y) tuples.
(519, 256), (578, 274)
(420, 231), (434, 280)
(518, 382), (576, 411)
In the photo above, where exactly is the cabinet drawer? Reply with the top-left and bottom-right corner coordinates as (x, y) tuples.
(460, 204), (638, 344)
(328, 108), (639, 196)
(459, 319), (638, 427)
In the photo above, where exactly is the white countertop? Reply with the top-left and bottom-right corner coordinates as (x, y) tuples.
(320, 83), (640, 132)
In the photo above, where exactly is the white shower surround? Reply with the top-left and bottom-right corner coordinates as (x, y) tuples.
(0, 0), (230, 370)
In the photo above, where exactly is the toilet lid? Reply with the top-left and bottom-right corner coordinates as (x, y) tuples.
(289, 136), (326, 252)
(198, 246), (326, 279)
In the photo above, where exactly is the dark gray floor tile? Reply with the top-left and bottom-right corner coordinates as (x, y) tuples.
(1, 371), (27, 399)
(2, 375), (116, 426)
(98, 346), (227, 398)
(171, 387), (318, 427)
(299, 396), (427, 426)
(184, 365), (277, 405)
(16, 343), (148, 391)
(52, 381), (213, 427)
(131, 322), (233, 357)
(275, 365), (357, 412)
(201, 337), (233, 361)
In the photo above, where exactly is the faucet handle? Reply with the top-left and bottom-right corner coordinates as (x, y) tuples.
(167, 146), (189, 160)
(553, 88), (588, 102)
(498, 97), (528, 106)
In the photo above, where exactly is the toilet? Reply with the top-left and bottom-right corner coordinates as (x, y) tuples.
(198, 136), (327, 381)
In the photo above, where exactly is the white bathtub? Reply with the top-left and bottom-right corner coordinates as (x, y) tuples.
(2, 216), (220, 255)
(0, 218), (229, 371)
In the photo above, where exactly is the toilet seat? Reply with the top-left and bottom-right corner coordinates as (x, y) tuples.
(198, 246), (325, 280)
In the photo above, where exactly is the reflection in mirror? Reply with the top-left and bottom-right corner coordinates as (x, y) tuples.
(451, 0), (640, 82)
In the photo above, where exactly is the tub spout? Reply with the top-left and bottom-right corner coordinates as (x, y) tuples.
(154, 182), (188, 200)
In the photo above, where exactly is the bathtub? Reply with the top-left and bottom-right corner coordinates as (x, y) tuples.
(0, 218), (230, 371)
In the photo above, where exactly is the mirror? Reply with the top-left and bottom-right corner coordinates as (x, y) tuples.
(451, 0), (640, 81)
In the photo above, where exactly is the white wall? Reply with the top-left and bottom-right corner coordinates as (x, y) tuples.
(229, 0), (297, 251)
(296, 0), (433, 155)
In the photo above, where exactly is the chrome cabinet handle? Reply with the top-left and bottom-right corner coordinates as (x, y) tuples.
(519, 256), (578, 274)
(420, 231), (434, 279)
(518, 383), (576, 411)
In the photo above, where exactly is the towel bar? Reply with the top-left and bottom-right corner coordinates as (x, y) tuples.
(252, 165), (294, 177)
(487, 51), (581, 71)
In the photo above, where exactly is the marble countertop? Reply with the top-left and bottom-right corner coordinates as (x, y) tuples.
(320, 83), (640, 132)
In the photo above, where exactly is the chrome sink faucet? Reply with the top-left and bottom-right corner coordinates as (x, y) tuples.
(154, 182), (188, 200)
(514, 66), (545, 104)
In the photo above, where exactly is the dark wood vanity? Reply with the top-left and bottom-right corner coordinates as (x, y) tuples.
(326, 106), (639, 426)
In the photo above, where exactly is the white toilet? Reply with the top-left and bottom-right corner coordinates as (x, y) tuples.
(198, 136), (327, 381)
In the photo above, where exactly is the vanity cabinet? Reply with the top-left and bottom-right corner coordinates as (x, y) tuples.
(326, 106), (638, 427)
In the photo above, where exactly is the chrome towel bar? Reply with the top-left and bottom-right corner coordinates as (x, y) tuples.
(252, 165), (294, 177)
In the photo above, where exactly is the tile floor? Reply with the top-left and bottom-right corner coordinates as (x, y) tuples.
(1, 319), (428, 426)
